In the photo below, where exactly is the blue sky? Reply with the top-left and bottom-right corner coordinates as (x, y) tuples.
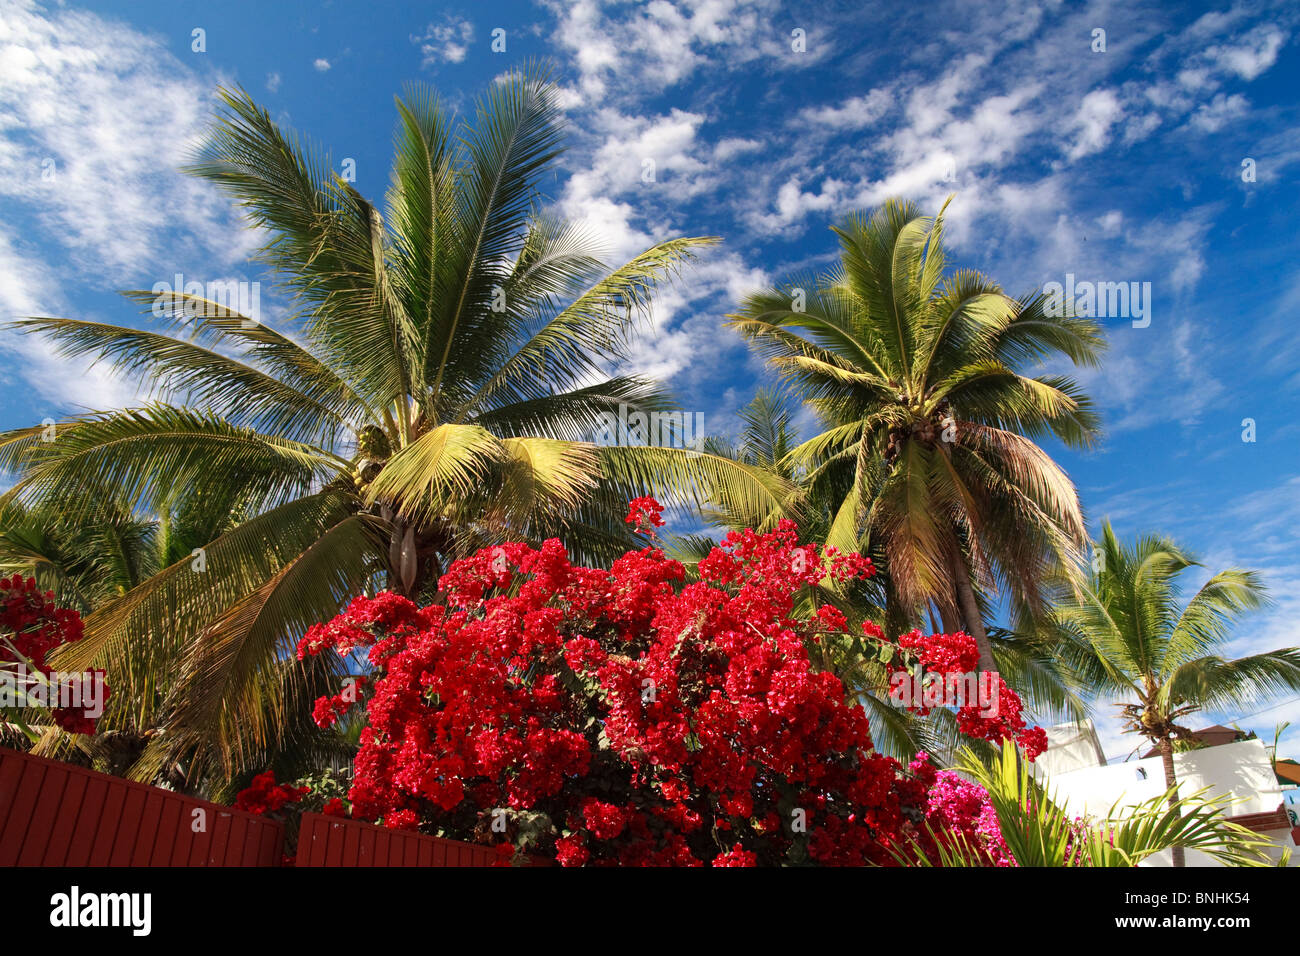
(1, 0), (1298, 760)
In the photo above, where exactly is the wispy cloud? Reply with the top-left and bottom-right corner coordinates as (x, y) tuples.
(0, 0), (253, 415)
(541, 0), (824, 107)
(412, 16), (475, 67)
(0, 1), (251, 281)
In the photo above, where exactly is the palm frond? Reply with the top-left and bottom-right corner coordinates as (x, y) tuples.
(364, 423), (503, 525)
(3, 406), (344, 521)
(150, 514), (383, 778)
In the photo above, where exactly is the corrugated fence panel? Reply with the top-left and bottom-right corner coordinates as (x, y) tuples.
(295, 812), (532, 867)
(0, 746), (283, 867)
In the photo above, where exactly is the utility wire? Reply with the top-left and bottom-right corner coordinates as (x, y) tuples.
(1218, 694), (1300, 728)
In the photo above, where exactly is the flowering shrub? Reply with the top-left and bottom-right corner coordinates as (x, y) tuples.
(234, 771), (311, 815)
(0, 575), (105, 735)
(298, 502), (1041, 866)
(922, 765), (1014, 866)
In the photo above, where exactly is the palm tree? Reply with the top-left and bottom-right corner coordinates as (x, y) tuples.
(0, 480), (257, 616)
(0, 498), (158, 615)
(0, 466), (356, 789)
(728, 198), (1105, 675)
(1047, 521), (1300, 866)
(0, 72), (785, 785)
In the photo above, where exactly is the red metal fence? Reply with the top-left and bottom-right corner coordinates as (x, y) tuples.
(295, 812), (503, 866)
(0, 746), (283, 866)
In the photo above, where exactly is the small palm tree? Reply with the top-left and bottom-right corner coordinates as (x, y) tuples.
(0, 71), (784, 784)
(894, 742), (1280, 867)
(728, 198), (1105, 675)
(0, 492), (355, 788)
(0, 498), (158, 614)
(1048, 521), (1300, 866)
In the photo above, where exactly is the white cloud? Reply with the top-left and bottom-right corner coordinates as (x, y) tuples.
(0, 0), (254, 414)
(1204, 23), (1288, 80)
(0, 226), (140, 413)
(1137, 16), (1289, 128)
(0, 1), (252, 283)
(798, 89), (891, 130)
(542, 0), (820, 107)
(266, 71), (281, 92)
(412, 16), (474, 67)
(556, 194), (651, 268)
(313, 58), (331, 72)
(751, 176), (844, 232)
(1188, 92), (1249, 132)
(558, 108), (716, 260)
(1067, 89), (1123, 160)
(712, 137), (762, 162)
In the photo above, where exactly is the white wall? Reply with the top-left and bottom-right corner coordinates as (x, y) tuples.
(1034, 719), (1107, 776)
(1039, 739), (1296, 867)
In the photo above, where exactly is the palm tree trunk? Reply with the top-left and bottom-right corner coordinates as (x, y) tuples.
(936, 601), (959, 635)
(951, 551), (998, 677)
(381, 507), (418, 596)
(1158, 736), (1186, 868)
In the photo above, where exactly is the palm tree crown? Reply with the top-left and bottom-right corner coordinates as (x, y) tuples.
(1053, 521), (1300, 750)
(729, 197), (1105, 670)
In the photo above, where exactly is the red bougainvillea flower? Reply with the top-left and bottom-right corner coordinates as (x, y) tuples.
(0, 576), (106, 734)
(625, 495), (665, 537)
(492, 843), (517, 867)
(299, 498), (1036, 866)
(885, 630), (1048, 760)
(311, 675), (369, 729)
(234, 771), (310, 815)
(383, 808), (420, 831)
(712, 844), (758, 867)
(554, 835), (590, 868)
